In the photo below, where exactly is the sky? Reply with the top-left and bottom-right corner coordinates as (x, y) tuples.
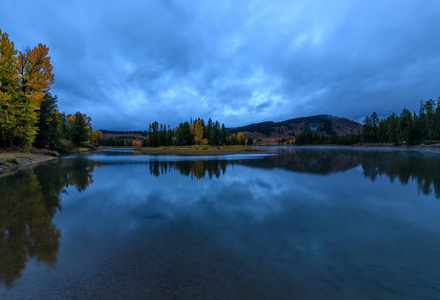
(1, 0), (440, 130)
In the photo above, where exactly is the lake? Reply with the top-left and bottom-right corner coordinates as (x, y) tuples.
(1, 146), (440, 299)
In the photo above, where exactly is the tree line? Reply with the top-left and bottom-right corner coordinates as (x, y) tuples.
(0, 29), (98, 150)
(361, 98), (440, 145)
(143, 118), (251, 147)
(295, 98), (440, 146)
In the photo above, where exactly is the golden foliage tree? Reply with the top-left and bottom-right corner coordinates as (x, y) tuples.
(230, 133), (237, 145)
(0, 29), (19, 146)
(92, 130), (102, 146)
(15, 44), (54, 146)
(237, 132), (246, 145)
(0, 29), (55, 147)
(194, 119), (204, 145)
(132, 140), (142, 147)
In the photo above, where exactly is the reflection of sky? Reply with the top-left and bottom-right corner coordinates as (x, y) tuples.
(57, 156), (440, 250)
(3, 151), (440, 299)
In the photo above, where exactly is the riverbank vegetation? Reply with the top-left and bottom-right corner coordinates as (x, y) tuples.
(295, 98), (440, 146)
(0, 29), (100, 151)
(97, 118), (254, 149)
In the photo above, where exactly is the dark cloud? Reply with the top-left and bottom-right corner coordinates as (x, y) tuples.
(1, 0), (439, 129)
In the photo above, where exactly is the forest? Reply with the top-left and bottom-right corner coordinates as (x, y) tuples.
(0, 29), (100, 150)
(142, 118), (251, 147)
(295, 98), (440, 146)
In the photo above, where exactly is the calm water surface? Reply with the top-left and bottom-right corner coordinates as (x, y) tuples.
(1, 147), (440, 299)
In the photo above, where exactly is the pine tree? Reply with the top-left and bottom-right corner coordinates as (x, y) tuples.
(220, 124), (227, 145)
(68, 112), (89, 147)
(34, 92), (60, 148)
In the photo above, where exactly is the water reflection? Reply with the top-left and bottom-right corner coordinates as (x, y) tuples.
(145, 147), (440, 198)
(0, 159), (97, 288)
(2, 148), (440, 297)
(359, 151), (440, 198)
(244, 147), (440, 198)
(245, 147), (360, 174)
(149, 160), (229, 179)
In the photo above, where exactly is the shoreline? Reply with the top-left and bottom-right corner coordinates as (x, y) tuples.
(0, 152), (59, 174)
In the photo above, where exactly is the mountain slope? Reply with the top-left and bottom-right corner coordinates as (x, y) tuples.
(228, 115), (362, 141)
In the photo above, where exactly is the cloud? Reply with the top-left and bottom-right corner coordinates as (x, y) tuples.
(1, 0), (439, 129)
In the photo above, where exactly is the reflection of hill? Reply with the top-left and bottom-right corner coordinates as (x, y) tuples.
(241, 148), (361, 175)
(149, 160), (229, 179)
(0, 159), (98, 288)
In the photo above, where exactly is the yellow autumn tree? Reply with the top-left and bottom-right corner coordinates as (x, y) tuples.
(15, 43), (54, 147)
(0, 29), (19, 147)
(230, 133), (237, 145)
(237, 132), (246, 145)
(194, 119), (204, 145)
(132, 140), (142, 147)
(92, 130), (102, 146)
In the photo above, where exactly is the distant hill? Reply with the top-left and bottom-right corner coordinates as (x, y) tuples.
(99, 129), (147, 142)
(228, 115), (362, 141)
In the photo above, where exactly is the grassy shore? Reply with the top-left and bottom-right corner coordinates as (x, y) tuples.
(136, 145), (264, 155)
(0, 149), (59, 174)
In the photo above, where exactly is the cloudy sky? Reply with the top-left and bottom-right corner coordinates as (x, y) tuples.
(1, 0), (439, 130)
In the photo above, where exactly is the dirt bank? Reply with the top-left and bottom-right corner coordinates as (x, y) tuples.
(0, 152), (58, 174)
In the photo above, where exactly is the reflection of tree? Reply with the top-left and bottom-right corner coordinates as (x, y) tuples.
(0, 170), (60, 288)
(242, 148), (440, 198)
(0, 158), (98, 288)
(360, 152), (440, 198)
(149, 160), (228, 179)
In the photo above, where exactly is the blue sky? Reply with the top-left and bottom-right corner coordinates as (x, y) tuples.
(1, 0), (439, 130)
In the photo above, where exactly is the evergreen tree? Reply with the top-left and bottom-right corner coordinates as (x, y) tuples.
(69, 112), (89, 147)
(220, 124), (227, 145)
(34, 92), (60, 148)
(213, 121), (221, 145)
(399, 109), (412, 142)
(407, 113), (422, 145)
(167, 125), (174, 146)
(377, 119), (387, 142)
(434, 98), (440, 139)
(175, 122), (193, 146)
(424, 99), (435, 140)
(206, 118), (213, 144)
(387, 114), (400, 144)
(362, 116), (374, 142)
